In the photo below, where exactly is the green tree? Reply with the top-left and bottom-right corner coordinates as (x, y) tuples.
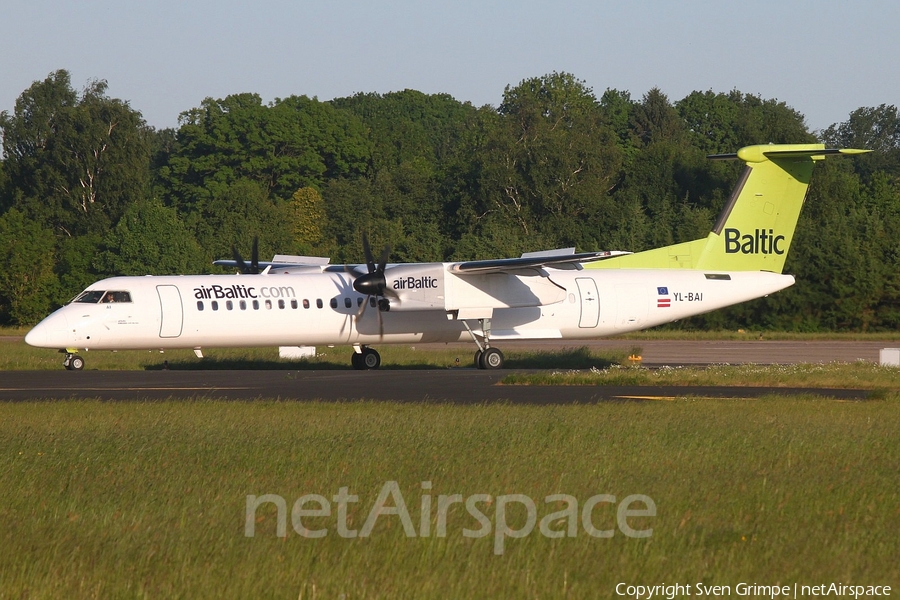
(53, 234), (103, 308)
(331, 90), (489, 259)
(188, 179), (293, 267)
(0, 209), (58, 324)
(0, 70), (150, 237)
(288, 187), (330, 255)
(630, 88), (685, 148)
(822, 105), (900, 182)
(95, 198), (204, 276)
(477, 72), (623, 250)
(822, 104), (900, 154)
(332, 90), (478, 175)
(677, 90), (813, 155)
(161, 94), (372, 210)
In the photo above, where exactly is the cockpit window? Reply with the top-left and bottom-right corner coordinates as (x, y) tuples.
(72, 290), (132, 304)
(102, 291), (132, 303)
(73, 290), (106, 303)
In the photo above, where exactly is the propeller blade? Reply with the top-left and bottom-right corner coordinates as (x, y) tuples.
(230, 237), (260, 274)
(357, 295), (370, 319)
(348, 232), (395, 318)
(377, 244), (390, 273)
(231, 245), (249, 274)
(362, 233), (375, 274)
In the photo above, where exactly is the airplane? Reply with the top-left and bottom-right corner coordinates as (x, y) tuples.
(25, 143), (868, 371)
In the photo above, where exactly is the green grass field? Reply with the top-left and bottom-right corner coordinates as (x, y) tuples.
(1, 398), (898, 598)
(3, 330), (899, 597)
(502, 362), (900, 391)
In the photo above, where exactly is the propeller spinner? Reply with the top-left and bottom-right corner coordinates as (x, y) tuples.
(351, 234), (396, 304)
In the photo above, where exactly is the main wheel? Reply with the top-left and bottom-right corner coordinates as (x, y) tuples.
(68, 355), (85, 371)
(474, 350), (483, 369)
(480, 347), (504, 370)
(351, 352), (365, 370)
(361, 348), (381, 370)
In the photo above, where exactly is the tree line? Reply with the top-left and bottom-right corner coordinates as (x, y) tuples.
(1, 69), (899, 330)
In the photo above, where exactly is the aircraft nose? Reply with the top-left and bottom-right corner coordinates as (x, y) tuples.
(25, 311), (70, 348)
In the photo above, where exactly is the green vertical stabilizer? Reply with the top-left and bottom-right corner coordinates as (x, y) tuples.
(587, 144), (870, 273)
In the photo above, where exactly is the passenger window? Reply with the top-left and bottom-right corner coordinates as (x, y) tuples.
(291, 299), (298, 309)
(316, 299), (323, 309)
(278, 299), (285, 309)
(357, 297), (364, 307)
(226, 301), (233, 310)
(344, 297), (352, 308)
(212, 301), (219, 311)
(252, 300), (259, 310)
(197, 301), (204, 311)
(240, 300), (247, 310)
(370, 297), (376, 308)
(303, 299), (310, 309)
(265, 300), (272, 310)
(330, 298), (338, 309)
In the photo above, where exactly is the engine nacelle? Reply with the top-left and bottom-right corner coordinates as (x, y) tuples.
(381, 263), (567, 312)
(383, 264), (447, 310)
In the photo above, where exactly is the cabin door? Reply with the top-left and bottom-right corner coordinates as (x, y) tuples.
(576, 277), (600, 328)
(157, 285), (184, 338)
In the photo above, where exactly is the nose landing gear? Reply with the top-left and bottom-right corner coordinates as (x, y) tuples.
(63, 353), (85, 371)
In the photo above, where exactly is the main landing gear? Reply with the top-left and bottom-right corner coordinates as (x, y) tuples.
(63, 353), (85, 371)
(347, 316), (506, 371)
(465, 318), (504, 370)
(351, 346), (381, 370)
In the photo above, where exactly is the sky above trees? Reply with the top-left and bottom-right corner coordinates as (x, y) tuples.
(2, 0), (898, 133)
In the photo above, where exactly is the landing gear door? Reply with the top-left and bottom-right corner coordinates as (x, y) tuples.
(157, 285), (183, 338)
(576, 277), (600, 328)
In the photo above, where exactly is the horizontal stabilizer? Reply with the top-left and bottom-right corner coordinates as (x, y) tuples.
(708, 146), (871, 162)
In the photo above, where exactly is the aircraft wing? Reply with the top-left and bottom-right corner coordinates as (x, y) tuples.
(448, 250), (630, 274)
(214, 248), (630, 276)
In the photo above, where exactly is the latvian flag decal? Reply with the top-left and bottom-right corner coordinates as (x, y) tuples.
(657, 286), (671, 308)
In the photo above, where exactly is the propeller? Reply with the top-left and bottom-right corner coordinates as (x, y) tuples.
(231, 237), (260, 274)
(349, 233), (397, 337)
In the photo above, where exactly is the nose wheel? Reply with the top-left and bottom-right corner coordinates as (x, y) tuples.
(64, 353), (85, 371)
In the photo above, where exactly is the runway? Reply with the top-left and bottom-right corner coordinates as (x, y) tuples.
(2, 338), (890, 402)
(0, 368), (873, 402)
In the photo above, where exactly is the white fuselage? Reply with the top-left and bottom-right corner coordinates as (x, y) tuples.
(25, 267), (793, 352)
